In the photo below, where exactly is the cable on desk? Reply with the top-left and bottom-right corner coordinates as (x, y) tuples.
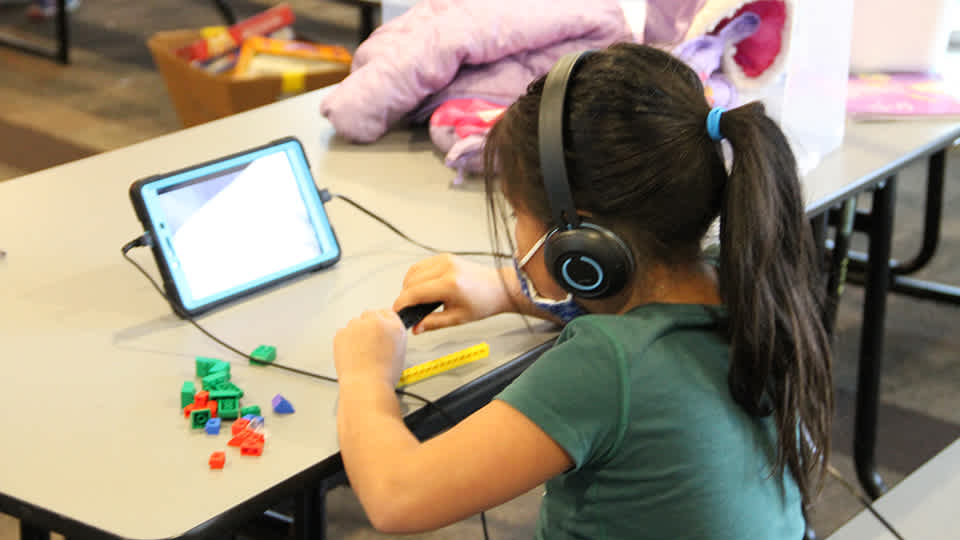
(122, 229), (491, 540)
(827, 465), (906, 540)
(325, 190), (510, 259)
(122, 242), (452, 418)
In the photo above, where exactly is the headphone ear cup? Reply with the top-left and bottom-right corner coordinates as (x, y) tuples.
(543, 225), (634, 299)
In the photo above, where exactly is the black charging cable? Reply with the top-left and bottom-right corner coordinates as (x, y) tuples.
(122, 190), (496, 539)
(322, 190), (509, 259)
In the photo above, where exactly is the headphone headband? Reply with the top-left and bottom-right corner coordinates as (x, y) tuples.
(537, 50), (592, 230)
(536, 50), (635, 300)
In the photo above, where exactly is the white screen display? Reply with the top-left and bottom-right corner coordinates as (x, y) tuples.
(156, 151), (322, 301)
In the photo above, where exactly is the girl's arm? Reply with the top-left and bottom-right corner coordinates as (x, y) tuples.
(334, 310), (571, 533)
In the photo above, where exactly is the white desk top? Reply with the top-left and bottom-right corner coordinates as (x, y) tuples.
(1, 87), (958, 539)
(827, 439), (960, 540)
(804, 120), (960, 216)
(0, 89), (555, 539)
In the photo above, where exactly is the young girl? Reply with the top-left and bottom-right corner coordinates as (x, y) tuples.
(333, 43), (833, 539)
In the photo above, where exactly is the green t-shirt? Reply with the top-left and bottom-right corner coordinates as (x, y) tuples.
(496, 303), (804, 540)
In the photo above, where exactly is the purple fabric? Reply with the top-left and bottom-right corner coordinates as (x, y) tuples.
(643, 0), (708, 46)
(672, 11), (760, 108)
(320, 0), (633, 143)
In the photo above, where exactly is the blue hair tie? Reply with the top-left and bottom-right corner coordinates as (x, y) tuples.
(706, 107), (725, 141)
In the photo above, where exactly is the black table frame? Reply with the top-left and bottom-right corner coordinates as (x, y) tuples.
(0, 0), (235, 65)
(819, 145), (959, 500)
(0, 0), (69, 63)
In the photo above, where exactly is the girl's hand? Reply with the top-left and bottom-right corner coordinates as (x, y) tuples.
(393, 254), (516, 334)
(334, 309), (407, 387)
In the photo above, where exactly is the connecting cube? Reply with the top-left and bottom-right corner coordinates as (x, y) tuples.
(180, 381), (196, 409)
(205, 418), (221, 435)
(272, 394), (295, 414)
(209, 451), (225, 469)
(195, 357), (220, 377)
(249, 345), (277, 365)
(190, 408), (211, 429)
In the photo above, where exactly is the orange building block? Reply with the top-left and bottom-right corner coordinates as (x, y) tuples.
(183, 403), (198, 418)
(228, 429), (252, 447)
(194, 391), (209, 407)
(231, 418), (250, 435)
(240, 440), (263, 456)
(208, 399), (218, 417)
(209, 451), (226, 469)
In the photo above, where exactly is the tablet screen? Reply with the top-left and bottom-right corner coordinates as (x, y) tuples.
(132, 138), (340, 315)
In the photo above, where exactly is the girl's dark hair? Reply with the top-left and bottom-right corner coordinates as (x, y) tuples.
(483, 43), (833, 504)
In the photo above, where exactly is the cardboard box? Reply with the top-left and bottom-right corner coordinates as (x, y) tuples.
(148, 29), (350, 128)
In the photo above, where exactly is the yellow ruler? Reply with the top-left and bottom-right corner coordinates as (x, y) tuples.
(397, 343), (490, 387)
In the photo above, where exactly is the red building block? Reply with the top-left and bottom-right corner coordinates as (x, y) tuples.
(231, 418), (250, 435)
(240, 440), (264, 456)
(194, 391), (210, 407)
(183, 403), (198, 418)
(228, 429), (252, 447)
(209, 451), (226, 469)
(208, 400), (218, 417)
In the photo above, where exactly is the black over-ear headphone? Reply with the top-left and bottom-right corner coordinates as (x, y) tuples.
(537, 51), (635, 299)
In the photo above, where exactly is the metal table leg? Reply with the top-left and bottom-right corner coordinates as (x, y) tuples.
(889, 150), (945, 275)
(294, 482), (328, 540)
(811, 212), (828, 270)
(823, 197), (857, 335)
(359, 4), (375, 42)
(211, 0), (237, 25)
(19, 521), (49, 540)
(845, 150), (960, 304)
(0, 0), (70, 64)
(854, 177), (896, 499)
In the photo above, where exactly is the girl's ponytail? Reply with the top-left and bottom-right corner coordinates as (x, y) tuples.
(715, 102), (833, 503)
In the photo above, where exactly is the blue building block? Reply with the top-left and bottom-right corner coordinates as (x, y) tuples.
(205, 418), (221, 435)
(271, 394), (295, 414)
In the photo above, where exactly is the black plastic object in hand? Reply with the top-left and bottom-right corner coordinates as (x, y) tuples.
(397, 301), (443, 329)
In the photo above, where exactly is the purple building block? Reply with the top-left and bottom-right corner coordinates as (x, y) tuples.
(272, 394), (295, 414)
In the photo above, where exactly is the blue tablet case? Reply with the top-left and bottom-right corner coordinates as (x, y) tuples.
(129, 137), (340, 317)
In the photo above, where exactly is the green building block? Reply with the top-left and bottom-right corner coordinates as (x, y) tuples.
(195, 357), (220, 377)
(201, 371), (230, 390)
(219, 398), (239, 420)
(190, 408), (211, 429)
(213, 381), (243, 397)
(180, 381), (196, 409)
(208, 361), (230, 376)
(240, 405), (261, 417)
(213, 381), (245, 398)
(210, 388), (242, 400)
(250, 345), (277, 365)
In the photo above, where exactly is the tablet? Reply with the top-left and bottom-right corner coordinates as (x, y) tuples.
(129, 137), (340, 317)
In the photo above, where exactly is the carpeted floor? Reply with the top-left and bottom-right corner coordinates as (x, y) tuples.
(1, 2), (959, 539)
